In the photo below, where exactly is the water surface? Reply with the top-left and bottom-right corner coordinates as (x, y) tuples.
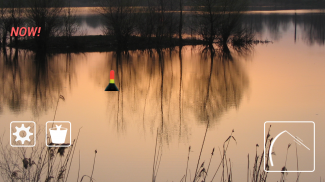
(0, 10), (325, 182)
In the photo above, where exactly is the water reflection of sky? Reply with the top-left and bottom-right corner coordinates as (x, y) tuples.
(0, 10), (324, 182)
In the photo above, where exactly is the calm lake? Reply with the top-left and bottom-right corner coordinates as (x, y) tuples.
(0, 9), (325, 182)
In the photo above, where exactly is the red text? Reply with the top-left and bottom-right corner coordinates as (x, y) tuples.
(11, 27), (41, 37)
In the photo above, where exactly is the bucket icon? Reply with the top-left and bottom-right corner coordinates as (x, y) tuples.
(49, 125), (67, 144)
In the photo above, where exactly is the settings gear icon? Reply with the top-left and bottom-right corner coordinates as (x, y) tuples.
(12, 124), (34, 144)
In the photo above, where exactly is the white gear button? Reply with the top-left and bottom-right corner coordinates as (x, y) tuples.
(10, 121), (36, 147)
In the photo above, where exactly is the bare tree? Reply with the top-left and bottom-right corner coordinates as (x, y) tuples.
(62, 0), (79, 42)
(0, 0), (23, 48)
(9, 0), (23, 46)
(138, 0), (156, 39)
(26, 0), (65, 51)
(98, 0), (140, 51)
(216, 0), (249, 48)
(192, 0), (251, 49)
(165, 0), (178, 43)
(192, 0), (220, 47)
(0, 2), (9, 48)
(179, 0), (183, 43)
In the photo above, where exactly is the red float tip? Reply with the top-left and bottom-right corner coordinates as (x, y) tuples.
(110, 70), (115, 80)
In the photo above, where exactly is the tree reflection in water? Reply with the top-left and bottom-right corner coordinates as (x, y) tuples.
(95, 44), (250, 142)
(0, 48), (78, 116)
(0, 43), (251, 142)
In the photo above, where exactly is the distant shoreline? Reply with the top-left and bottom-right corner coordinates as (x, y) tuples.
(1, 3), (325, 11)
(69, 3), (325, 11)
(9, 35), (205, 53)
